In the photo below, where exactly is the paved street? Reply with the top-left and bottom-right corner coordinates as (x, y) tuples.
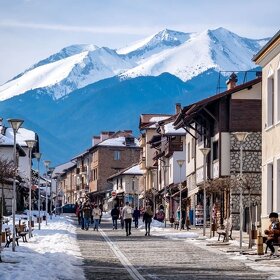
(75, 217), (271, 280)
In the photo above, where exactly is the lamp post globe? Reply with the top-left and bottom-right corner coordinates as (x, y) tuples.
(7, 118), (24, 252)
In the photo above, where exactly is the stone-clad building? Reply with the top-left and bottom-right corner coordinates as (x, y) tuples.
(174, 74), (262, 229)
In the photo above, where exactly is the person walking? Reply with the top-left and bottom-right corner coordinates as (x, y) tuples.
(143, 205), (153, 236)
(92, 204), (102, 231)
(111, 205), (120, 230)
(120, 207), (124, 229)
(82, 199), (92, 230)
(122, 202), (133, 236)
(264, 212), (280, 256)
(99, 204), (103, 225)
(133, 207), (140, 228)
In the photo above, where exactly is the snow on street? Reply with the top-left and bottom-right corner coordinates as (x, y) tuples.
(1, 214), (85, 280)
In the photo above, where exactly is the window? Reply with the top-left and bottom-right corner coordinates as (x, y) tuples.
(277, 69), (280, 122)
(267, 163), (274, 213)
(187, 142), (190, 163)
(267, 75), (274, 127)
(114, 151), (121, 160)
(191, 138), (195, 159)
(93, 168), (98, 181)
(213, 141), (219, 161)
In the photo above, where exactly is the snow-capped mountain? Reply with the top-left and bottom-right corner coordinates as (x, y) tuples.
(121, 27), (267, 81)
(0, 27), (268, 101)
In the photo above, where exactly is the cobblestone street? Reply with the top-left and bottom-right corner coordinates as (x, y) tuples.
(76, 218), (271, 280)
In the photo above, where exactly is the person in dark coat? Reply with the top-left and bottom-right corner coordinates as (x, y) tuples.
(143, 205), (153, 236)
(264, 212), (280, 256)
(133, 207), (141, 228)
(111, 206), (120, 230)
(82, 199), (92, 230)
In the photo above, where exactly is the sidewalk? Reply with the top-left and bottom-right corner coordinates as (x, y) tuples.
(169, 224), (280, 279)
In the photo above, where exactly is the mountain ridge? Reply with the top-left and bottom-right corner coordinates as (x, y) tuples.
(0, 27), (268, 101)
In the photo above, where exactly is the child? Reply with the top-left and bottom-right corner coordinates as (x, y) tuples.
(264, 212), (280, 256)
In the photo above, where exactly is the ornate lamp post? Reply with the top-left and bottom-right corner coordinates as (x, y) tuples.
(44, 160), (51, 225)
(7, 118), (24, 252)
(162, 165), (169, 228)
(233, 132), (250, 249)
(200, 147), (211, 237)
(33, 152), (41, 229)
(177, 159), (185, 231)
(25, 139), (37, 238)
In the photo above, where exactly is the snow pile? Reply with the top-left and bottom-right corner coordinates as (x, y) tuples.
(0, 214), (85, 280)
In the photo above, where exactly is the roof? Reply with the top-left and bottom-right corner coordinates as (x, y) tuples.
(174, 77), (261, 128)
(0, 127), (36, 147)
(253, 30), (280, 63)
(53, 161), (76, 178)
(107, 163), (143, 180)
(139, 114), (172, 130)
(97, 136), (140, 147)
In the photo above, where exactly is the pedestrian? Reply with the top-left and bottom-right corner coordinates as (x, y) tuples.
(99, 204), (103, 225)
(111, 205), (120, 230)
(92, 204), (102, 231)
(82, 199), (92, 230)
(120, 207), (124, 229)
(143, 205), (153, 236)
(122, 202), (133, 236)
(133, 207), (140, 228)
(264, 212), (280, 256)
(181, 208), (186, 230)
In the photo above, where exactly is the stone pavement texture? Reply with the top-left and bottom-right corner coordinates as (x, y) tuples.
(75, 217), (280, 280)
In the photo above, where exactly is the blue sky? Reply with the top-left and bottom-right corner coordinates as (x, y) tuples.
(0, 0), (279, 84)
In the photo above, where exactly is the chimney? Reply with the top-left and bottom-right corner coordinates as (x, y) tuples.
(226, 72), (238, 90)
(92, 136), (101, 146)
(175, 103), (181, 114)
(100, 131), (113, 141)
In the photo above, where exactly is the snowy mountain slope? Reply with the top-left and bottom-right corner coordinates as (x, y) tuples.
(118, 29), (190, 61)
(12, 44), (99, 81)
(0, 27), (268, 101)
(0, 47), (134, 100)
(121, 28), (268, 81)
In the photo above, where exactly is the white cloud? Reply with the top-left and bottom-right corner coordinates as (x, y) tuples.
(0, 20), (155, 36)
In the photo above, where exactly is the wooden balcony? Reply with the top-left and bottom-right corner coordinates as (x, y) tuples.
(164, 140), (183, 157)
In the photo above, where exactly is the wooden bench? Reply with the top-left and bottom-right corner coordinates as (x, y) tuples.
(217, 225), (233, 242)
(4, 228), (20, 248)
(15, 224), (28, 243)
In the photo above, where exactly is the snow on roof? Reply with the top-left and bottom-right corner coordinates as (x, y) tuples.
(123, 164), (144, 175)
(53, 161), (76, 176)
(149, 116), (170, 122)
(164, 122), (185, 135)
(2, 127), (36, 146)
(98, 136), (140, 147)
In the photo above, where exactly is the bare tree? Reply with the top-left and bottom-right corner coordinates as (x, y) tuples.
(0, 156), (16, 262)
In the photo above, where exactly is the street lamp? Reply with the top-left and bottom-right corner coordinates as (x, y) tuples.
(44, 160), (51, 225)
(200, 147), (211, 237)
(162, 165), (169, 228)
(7, 118), (24, 252)
(25, 139), (37, 238)
(33, 152), (41, 229)
(177, 159), (185, 231)
(233, 132), (250, 249)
